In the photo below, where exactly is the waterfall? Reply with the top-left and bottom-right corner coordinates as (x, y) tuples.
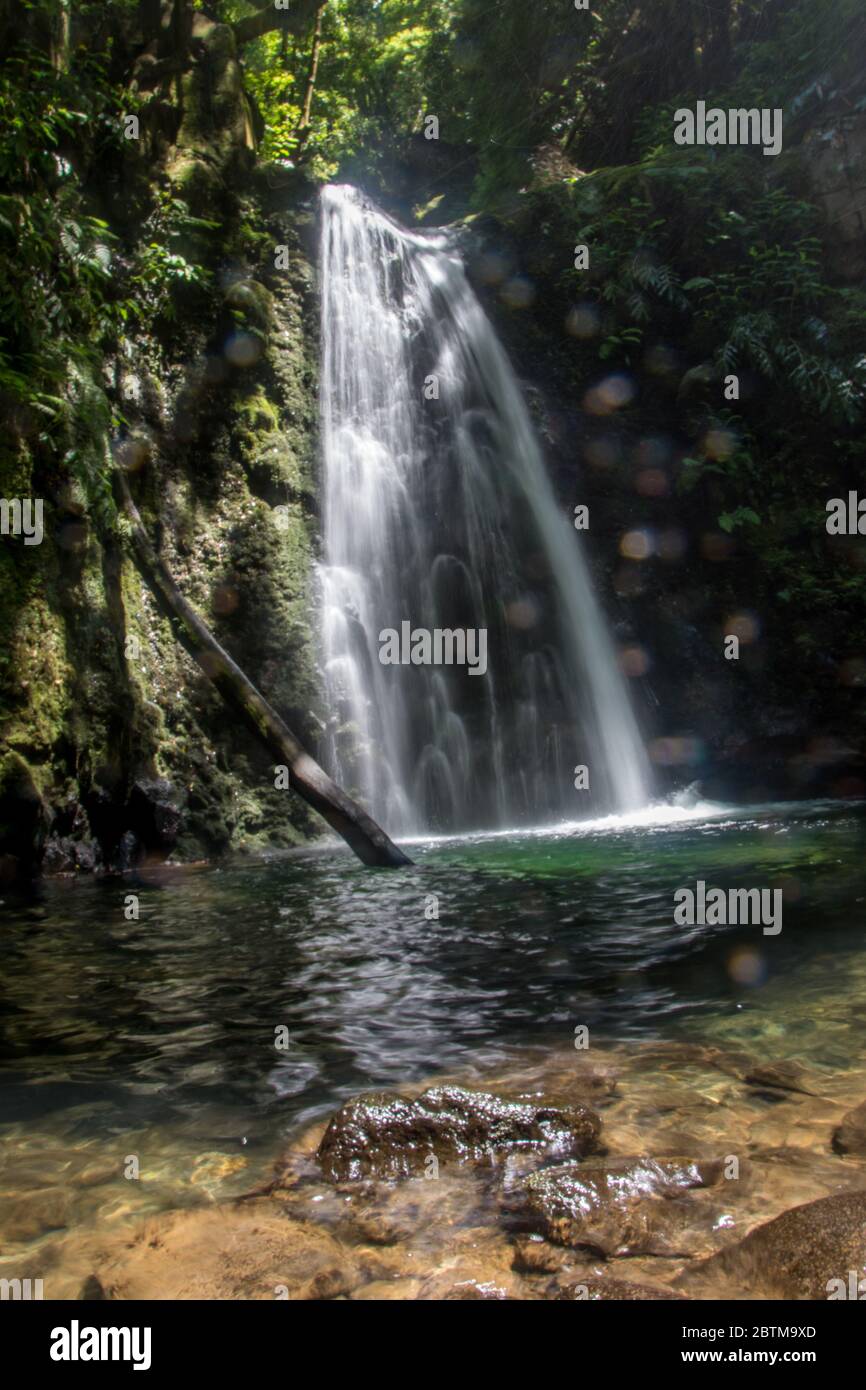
(317, 184), (650, 836)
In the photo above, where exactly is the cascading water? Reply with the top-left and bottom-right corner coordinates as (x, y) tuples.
(318, 184), (650, 836)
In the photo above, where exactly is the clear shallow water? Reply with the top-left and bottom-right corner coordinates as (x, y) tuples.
(2, 798), (866, 1251)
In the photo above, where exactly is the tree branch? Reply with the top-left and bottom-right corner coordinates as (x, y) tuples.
(294, 0), (326, 150)
(233, 0), (326, 48)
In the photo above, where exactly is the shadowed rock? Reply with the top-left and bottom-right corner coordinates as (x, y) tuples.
(79, 1275), (107, 1301)
(316, 1085), (602, 1183)
(832, 1101), (866, 1155)
(0, 751), (51, 885)
(513, 1156), (726, 1257)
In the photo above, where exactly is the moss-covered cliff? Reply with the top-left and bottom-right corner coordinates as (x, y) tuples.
(1, 13), (324, 883)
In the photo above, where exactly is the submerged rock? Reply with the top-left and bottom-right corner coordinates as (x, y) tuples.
(514, 1156), (725, 1257)
(556, 1276), (688, 1301)
(316, 1085), (602, 1183)
(416, 1242), (532, 1300)
(679, 1192), (866, 1299)
(511, 1233), (574, 1275)
(832, 1100), (866, 1155)
(742, 1061), (816, 1097)
(0, 1185), (71, 1243)
(89, 1202), (360, 1301)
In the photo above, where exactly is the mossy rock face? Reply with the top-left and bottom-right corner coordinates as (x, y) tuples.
(224, 279), (273, 334)
(245, 436), (306, 502)
(165, 152), (225, 218)
(214, 504), (317, 719)
(233, 386), (310, 502)
(0, 27), (324, 876)
(236, 387), (279, 435)
(174, 22), (254, 178)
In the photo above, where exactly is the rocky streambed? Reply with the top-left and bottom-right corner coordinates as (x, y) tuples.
(16, 1038), (866, 1301)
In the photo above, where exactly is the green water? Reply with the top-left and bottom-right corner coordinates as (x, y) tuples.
(1, 797), (865, 1253)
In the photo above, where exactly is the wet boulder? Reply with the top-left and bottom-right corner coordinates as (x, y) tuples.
(679, 1191), (866, 1299)
(42, 833), (97, 875)
(513, 1156), (725, 1258)
(46, 797), (91, 852)
(316, 1085), (602, 1184)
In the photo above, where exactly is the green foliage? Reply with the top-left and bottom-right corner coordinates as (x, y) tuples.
(126, 193), (216, 325)
(0, 41), (126, 522)
(0, 27), (216, 524)
(453, 0), (590, 206)
(234, 0), (458, 182)
(718, 506), (761, 533)
(554, 148), (865, 428)
(0, 50), (113, 414)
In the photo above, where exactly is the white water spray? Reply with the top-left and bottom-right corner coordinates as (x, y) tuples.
(318, 185), (650, 834)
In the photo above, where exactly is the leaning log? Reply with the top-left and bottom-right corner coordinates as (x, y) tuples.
(115, 470), (412, 868)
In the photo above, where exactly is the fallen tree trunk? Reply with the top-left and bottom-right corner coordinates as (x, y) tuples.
(115, 470), (412, 868)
